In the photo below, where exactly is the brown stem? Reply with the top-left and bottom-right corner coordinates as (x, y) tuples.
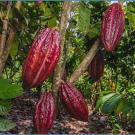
(69, 39), (100, 83)
(0, 1), (21, 75)
(53, 1), (72, 110)
(0, 2), (12, 75)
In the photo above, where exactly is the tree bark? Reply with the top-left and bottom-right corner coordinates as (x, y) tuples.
(0, 2), (12, 75)
(0, 1), (21, 75)
(53, 1), (72, 104)
(69, 39), (100, 83)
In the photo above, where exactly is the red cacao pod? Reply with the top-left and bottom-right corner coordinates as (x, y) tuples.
(59, 82), (88, 122)
(34, 91), (55, 134)
(88, 50), (104, 81)
(101, 3), (124, 51)
(22, 28), (60, 88)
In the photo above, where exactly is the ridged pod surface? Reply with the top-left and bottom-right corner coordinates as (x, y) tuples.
(88, 50), (104, 81)
(22, 28), (60, 88)
(101, 3), (124, 51)
(59, 82), (88, 122)
(34, 92), (55, 134)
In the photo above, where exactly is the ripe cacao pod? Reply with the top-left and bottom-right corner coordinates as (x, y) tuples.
(22, 28), (60, 88)
(59, 82), (88, 122)
(101, 3), (124, 51)
(88, 50), (104, 81)
(34, 91), (55, 134)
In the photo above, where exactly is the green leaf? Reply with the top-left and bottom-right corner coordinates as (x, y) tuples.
(115, 98), (126, 114)
(48, 17), (57, 27)
(0, 79), (22, 99)
(129, 111), (135, 120)
(96, 93), (116, 109)
(0, 101), (11, 115)
(0, 79), (10, 90)
(78, 3), (90, 34)
(88, 21), (101, 38)
(0, 84), (22, 100)
(0, 119), (16, 131)
(10, 38), (19, 59)
(121, 101), (132, 114)
(101, 94), (121, 113)
(127, 3), (135, 30)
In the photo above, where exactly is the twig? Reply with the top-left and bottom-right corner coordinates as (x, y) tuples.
(69, 39), (100, 83)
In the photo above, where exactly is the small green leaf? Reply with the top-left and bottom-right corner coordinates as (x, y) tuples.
(127, 3), (135, 30)
(96, 93), (116, 109)
(0, 119), (16, 131)
(101, 94), (121, 113)
(48, 17), (57, 27)
(0, 101), (11, 115)
(10, 38), (19, 59)
(88, 21), (101, 38)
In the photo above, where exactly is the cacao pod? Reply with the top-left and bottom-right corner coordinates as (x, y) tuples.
(34, 91), (55, 134)
(59, 82), (88, 122)
(88, 50), (104, 81)
(22, 28), (60, 88)
(101, 3), (124, 51)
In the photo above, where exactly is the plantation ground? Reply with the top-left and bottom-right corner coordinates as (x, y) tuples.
(1, 91), (135, 134)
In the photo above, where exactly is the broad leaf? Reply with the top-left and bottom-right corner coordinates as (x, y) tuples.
(0, 79), (10, 91)
(127, 3), (135, 30)
(101, 94), (121, 113)
(0, 119), (16, 131)
(0, 79), (22, 99)
(0, 101), (11, 115)
(96, 93), (116, 109)
(0, 84), (22, 100)
(78, 3), (90, 34)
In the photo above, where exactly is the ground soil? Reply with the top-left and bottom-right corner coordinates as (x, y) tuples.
(1, 91), (135, 134)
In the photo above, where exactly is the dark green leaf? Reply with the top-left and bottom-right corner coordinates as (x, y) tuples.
(0, 101), (11, 115)
(101, 94), (121, 113)
(96, 93), (116, 109)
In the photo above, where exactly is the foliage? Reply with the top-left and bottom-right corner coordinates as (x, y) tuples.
(0, 78), (22, 131)
(0, 1), (134, 132)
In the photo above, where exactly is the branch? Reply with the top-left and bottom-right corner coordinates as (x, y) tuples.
(0, 2), (12, 58)
(69, 39), (100, 83)
(0, 1), (21, 75)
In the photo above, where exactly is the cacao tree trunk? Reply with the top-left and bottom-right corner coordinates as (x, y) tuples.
(53, 2), (72, 107)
